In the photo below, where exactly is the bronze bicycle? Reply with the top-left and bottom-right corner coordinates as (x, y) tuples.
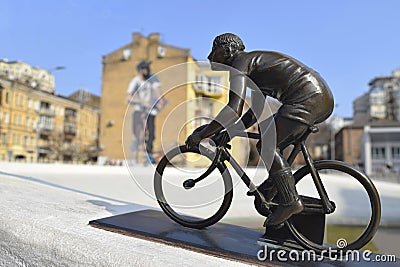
(154, 126), (381, 253)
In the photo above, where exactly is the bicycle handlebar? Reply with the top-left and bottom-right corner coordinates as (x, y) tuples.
(208, 130), (261, 149)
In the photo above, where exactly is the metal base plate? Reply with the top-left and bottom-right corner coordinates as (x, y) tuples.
(89, 209), (397, 266)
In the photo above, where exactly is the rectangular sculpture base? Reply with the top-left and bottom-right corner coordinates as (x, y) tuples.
(89, 209), (266, 265)
(262, 212), (326, 246)
(89, 209), (393, 266)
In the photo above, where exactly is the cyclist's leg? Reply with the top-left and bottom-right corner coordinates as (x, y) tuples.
(252, 115), (305, 197)
(132, 111), (143, 151)
(132, 110), (146, 164)
(145, 114), (156, 163)
(259, 114), (308, 225)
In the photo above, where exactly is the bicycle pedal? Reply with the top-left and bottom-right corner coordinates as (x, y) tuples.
(273, 223), (285, 230)
(246, 190), (255, 196)
(263, 219), (284, 230)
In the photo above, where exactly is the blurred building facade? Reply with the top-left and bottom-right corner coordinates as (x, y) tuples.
(0, 59), (56, 94)
(0, 60), (100, 163)
(354, 69), (400, 122)
(332, 69), (400, 178)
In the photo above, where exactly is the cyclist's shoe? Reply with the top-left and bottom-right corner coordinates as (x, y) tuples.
(265, 198), (304, 226)
(247, 178), (277, 203)
(265, 167), (304, 226)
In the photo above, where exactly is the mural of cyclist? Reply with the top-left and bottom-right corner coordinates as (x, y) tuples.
(185, 33), (334, 226)
(127, 61), (163, 164)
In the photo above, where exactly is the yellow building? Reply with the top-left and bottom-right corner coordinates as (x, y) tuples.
(0, 59), (56, 94)
(0, 61), (100, 163)
(101, 32), (250, 166)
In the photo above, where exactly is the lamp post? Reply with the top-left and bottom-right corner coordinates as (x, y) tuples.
(36, 118), (41, 162)
(49, 66), (66, 73)
(48, 66), (66, 93)
(329, 104), (340, 160)
(330, 119), (336, 160)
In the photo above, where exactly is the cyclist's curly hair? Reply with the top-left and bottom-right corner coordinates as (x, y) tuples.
(213, 33), (245, 52)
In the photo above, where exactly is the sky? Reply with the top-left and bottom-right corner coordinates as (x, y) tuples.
(2, 0), (400, 118)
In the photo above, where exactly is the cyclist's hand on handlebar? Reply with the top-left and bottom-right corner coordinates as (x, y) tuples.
(185, 132), (203, 150)
(210, 131), (231, 147)
(185, 124), (209, 149)
(192, 124), (208, 134)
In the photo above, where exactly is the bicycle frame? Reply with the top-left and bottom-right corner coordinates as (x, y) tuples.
(196, 129), (334, 214)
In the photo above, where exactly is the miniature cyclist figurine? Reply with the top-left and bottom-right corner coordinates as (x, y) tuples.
(185, 33), (334, 226)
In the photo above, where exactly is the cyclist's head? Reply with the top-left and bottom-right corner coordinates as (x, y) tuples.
(210, 33), (245, 63)
(136, 60), (151, 79)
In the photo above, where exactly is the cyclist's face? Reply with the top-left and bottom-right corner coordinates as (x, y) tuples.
(208, 46), (226, 63)
(208, 46), (228, 70)
(139, 67), (149, 77)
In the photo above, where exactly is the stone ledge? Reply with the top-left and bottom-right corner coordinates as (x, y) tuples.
(0, 174), (247, 267)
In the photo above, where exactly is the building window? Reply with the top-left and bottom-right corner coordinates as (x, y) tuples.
(1, 133), (7, 145)
(39, 116), (53, 130)
(4, 112), (9, 124)
(392, 147), (400, 159)
(371, 147), (386, 160)
(14, 114), (22, 126)
(194, 74), (223, 95)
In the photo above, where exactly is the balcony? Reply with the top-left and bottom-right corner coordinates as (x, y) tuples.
(38, 146), (51, 155)
(38, 124), (54, 135)
(37, 107), (56, 117)
(193, 74), (224, 98)
(65, 108), (77, 123)
(64, 125), (77, 138)
(193, 83), (224, 98)
(64, 114), (77, 123)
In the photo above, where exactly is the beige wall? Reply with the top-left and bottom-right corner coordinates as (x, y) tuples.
(335, 127), (363, 165)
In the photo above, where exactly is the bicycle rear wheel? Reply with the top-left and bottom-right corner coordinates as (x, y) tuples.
(154, 145), (233, 229)
(287, 160), (381, 253)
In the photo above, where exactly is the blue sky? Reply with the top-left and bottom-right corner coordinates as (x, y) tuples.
(2, 0), (400, 118)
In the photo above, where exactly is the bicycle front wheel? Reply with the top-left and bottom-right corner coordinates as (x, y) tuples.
(287, 160), (381, 253)
(154, 145), (233, 229)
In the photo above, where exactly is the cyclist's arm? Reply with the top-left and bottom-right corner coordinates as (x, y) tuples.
(230, 89), (264, 130)
(127, 78), (142, 104)
(236, 109), (256, 129)
(197, 73), (246, 139)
